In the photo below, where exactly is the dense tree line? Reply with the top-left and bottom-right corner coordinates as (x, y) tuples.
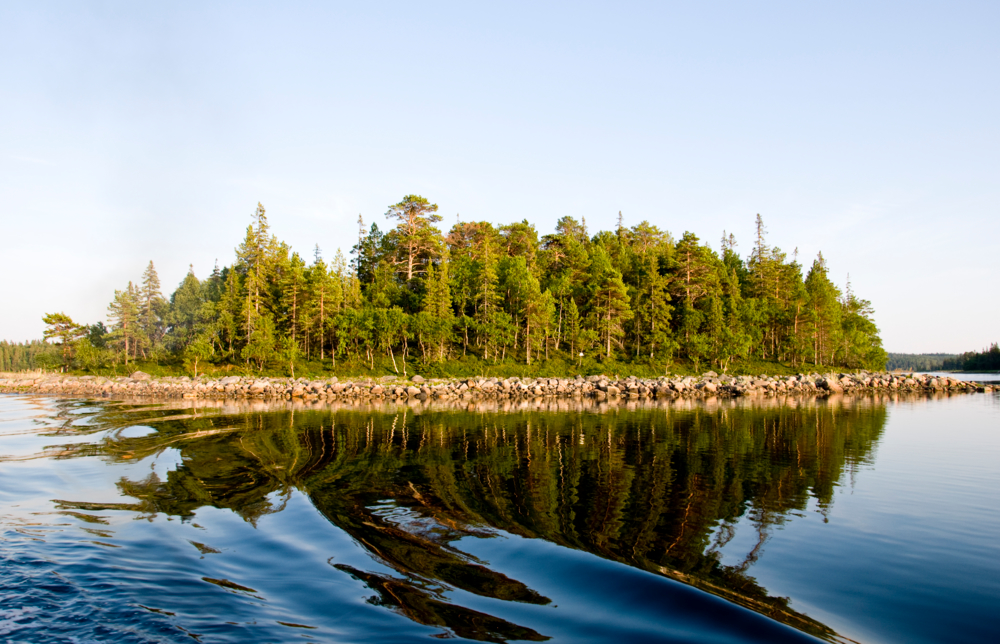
(942, 343), (1000, 371)
(885, 353), (956, 372)
(0, 340), (54, 371)
(41, 198), (887, 375)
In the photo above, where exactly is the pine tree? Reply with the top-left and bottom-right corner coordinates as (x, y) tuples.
(217, 268), (242, 357)
(235, 203), (274, 340)
(838, 278), (887, 369)
(107, 282), (141, 364)
(306, 249), (339, 361)
(804, 253), (842, 366)
(632, 254), (673, 358)
(672, 232), (713, 305)
(421, 261), (455, 361)
(475, 246), (501, 357)
(384, 195), (443, 281)
(351, 222), (386, 285)
(166, 267), (204, 352)
(280, 252), (307, 345)
(586, 247), (633, 358)
(565, 297), (581, 356)
(242, 312), (276, 372)
(41, 312), (86, 370)
(505, 258), (549, 365)
(139, 261), (166, 349)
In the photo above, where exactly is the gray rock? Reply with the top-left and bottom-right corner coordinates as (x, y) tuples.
(818, 378), (843, 393)
(411, 375), (425, 383)
(130, 371), (152, 381)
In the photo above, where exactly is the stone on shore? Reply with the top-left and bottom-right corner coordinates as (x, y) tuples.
(0, 369), (989, 405)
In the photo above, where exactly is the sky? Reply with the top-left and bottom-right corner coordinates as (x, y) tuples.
(1, 1), (997, 353)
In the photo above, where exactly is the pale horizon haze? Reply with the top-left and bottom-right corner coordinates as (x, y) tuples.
(2, 2), (997, 354)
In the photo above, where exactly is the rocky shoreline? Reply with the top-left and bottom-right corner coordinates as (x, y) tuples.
(0, 370), (993, 402)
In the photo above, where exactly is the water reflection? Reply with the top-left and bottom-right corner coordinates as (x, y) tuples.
(29, 395), (895, 642)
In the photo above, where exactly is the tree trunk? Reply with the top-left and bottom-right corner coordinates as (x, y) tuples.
(606, 308), (612, 358)
(526, 321), (531, 365)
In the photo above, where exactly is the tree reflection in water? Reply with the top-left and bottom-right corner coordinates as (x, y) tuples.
(45, 394), (892, 642)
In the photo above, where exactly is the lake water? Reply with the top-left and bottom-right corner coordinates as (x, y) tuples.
(1, 392), (998, 643)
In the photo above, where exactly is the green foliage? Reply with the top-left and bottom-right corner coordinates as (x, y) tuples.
(33, 202), (885, 377)
(106, 282), (142, 364)
(942, 344), (1000, 371)
(886, 353), (956, 372)
(42, 312), (87, 369)
(183, 333), (214, 378)
(0, 340), (56, 371)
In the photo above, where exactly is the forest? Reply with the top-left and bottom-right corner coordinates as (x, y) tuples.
(885, 353), (956, 372)
(0, 340), (50, 372)
(941, 344), (1000, 371)
(30, 197), (887, 377)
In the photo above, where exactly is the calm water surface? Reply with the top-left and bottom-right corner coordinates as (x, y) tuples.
(1, 392), (997, 643)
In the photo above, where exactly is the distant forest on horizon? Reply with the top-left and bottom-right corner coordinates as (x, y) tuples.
(885, 353), (957, 372)
(10, 197), (889, 377)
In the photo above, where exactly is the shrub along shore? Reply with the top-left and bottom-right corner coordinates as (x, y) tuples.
(1, 370), (991, 402)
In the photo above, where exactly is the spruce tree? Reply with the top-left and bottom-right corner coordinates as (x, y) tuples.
(804, 253), (842, 366)
(421, 261), (455, 361)
(139, 261), (166, 349)
(586, 247), (633, 358)
(166, 267), (204, 352)
(107, 282), (141, 364)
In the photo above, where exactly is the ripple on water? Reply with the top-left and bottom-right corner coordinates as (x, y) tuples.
(2, 392), (998, 643)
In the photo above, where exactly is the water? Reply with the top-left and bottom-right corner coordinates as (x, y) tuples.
(1, 392), (997, 643)
(925, 371), (1000, 383)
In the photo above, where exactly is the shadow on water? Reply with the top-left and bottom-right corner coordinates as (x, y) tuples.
(19, 394), (901, 642)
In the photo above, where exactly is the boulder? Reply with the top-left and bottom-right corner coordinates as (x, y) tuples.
(411, 375), (426, 383)
(817, 378), (843, 393)
(130, 371), (152, 381)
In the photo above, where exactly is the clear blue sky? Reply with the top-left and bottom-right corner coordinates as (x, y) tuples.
(2, 1), (997, 353)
